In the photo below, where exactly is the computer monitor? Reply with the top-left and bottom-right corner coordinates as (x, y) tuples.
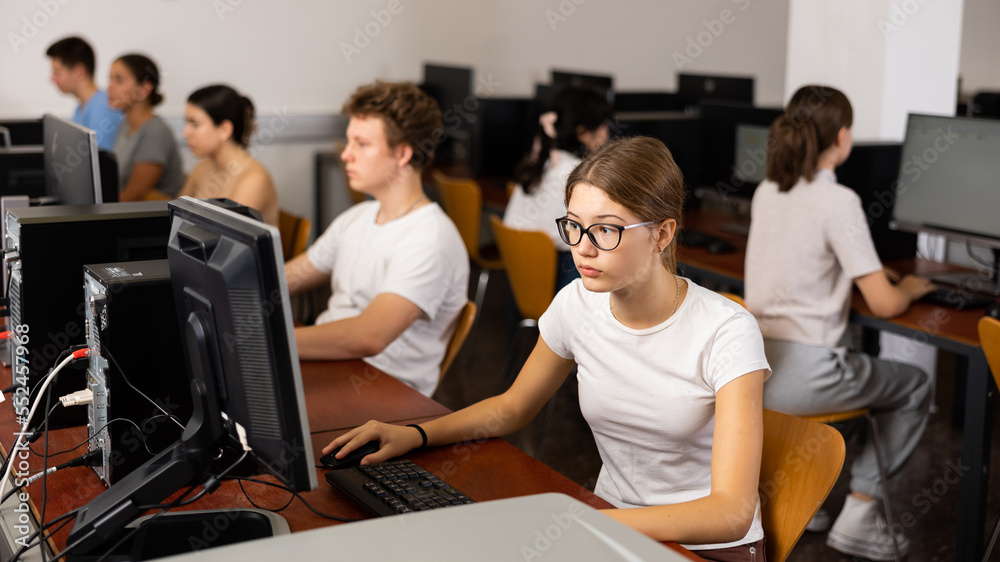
(891, 113), (1000, 294)
(613, 91), (682, 113)
(550, 69), (614, 102)
(697, 102), (782, 201)
(66, 197), (316, 556)
(0, 118), (43, 145)
(676, 73), (754, 111)
(733, 124), (770, 185)
(43, 113), (103, 204)
(0, 146), (46, 198)
(836, 142), (917, 261)
(422, 63), (473, 126)
(469, 97), (533, 177)
(422, 63), (474, 164)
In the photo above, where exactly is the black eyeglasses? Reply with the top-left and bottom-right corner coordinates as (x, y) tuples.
(555, 217), (658, 251)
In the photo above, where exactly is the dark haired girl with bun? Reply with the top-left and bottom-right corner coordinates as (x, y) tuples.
(504, 86), (614, 290)
(179, 85), (278, 226)
(744, 85), (934, 560)
(108, 53), (184, 201)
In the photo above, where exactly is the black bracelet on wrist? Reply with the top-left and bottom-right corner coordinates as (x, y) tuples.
(406, 424), (428, 449)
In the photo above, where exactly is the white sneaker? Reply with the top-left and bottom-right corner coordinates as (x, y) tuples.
(805, 508), (830, 532)
(826, 495), (909, 561)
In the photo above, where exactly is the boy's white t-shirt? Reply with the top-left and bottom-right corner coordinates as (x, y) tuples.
(307, 200), (469, 396)
(745, 169), (883, 348)
(539, 278), (771, 551)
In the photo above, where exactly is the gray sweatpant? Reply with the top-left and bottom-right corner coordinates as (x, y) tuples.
(761, 338), (931, 499)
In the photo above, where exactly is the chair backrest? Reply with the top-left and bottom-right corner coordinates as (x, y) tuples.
(440, 301), (476, 382)
(979, 316), (1000, 388)
(278, 209), (312, 261)
(489, 215), (556, 321)
(433, 170), (484, 259)
(760, 409), (846, 562)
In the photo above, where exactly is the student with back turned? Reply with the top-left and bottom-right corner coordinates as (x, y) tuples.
(284, 81), (468, 398)
(744, 85), (934, 560)
(46, 36), (123, 150)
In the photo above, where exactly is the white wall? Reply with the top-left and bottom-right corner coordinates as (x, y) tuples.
(959, 0), (1000, 95)
(0, 0), (792, 219)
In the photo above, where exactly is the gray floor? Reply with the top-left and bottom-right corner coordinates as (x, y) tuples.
(431, 268), (1000, 562)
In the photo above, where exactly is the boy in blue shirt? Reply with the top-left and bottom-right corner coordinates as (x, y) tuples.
(46, 37), (122, 150)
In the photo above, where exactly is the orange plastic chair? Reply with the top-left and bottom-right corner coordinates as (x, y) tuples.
(761, 409), (846, 562)
(278, 209), (312, 261)
(439, 301), (476, 383)
(721, 291), (901, 562)
(433, 171), (504, 332)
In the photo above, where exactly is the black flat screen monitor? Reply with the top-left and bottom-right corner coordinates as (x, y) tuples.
(891, 113), (1000, 293)
(43, 113), (103, 204)
(0, 118), (43, 145)
(551, 69), (614, 102)
(422, 63), (474, 128)
(66, 196), (316, 556)
(0, 146), (46, 198)
(613, 91), (681, 113)
(677, 73), (754, 110)
(697, 102), (782, 201)
(835, 142), (916, 261)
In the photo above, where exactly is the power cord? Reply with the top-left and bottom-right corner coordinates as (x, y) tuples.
(1, 450), (102, 504)
(227, 476), (361, 522)
(0, 348), (90, 505)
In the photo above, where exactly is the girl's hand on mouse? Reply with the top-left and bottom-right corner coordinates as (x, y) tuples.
(323, 420), (424, 465)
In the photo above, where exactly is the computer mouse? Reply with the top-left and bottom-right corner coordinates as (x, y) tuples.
(707, 239), (735, 254)
(985, 301), (1000, 320)
(320, 439), (381, 470)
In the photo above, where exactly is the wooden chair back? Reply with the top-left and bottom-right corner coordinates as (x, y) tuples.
(440, 301), (476, 382)
(760, 409), (846, 562)
(489, 215), (556, 321)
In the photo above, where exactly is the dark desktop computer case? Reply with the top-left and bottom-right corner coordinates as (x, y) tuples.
(5, 202), (170, 428)
(84, 259), (190, 486)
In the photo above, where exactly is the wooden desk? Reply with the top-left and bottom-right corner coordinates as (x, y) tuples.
(677, 209), (996, 561)
(0, 360), (699, 560)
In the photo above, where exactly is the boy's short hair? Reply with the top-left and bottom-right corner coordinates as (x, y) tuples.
(46, 37), (95, 78)
(341, 81), (443, 169)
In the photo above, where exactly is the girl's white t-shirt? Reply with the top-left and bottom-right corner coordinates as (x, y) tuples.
(539, 278), (771, 550)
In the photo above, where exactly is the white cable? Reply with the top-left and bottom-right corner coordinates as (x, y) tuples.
(22, 466), (57, 486)
(0, 353), (76, 501)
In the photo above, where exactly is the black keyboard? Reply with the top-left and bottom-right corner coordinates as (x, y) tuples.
(325, 459), (475, 516)
(921, 288), (996, 311)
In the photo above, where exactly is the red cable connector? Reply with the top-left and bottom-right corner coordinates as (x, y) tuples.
(71, 348), (91, 359)
(0, 331), (11, 340)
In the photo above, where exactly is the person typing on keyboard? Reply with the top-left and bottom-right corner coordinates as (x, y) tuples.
(743, 86), (934, 560)
(327, 137), (772, 561)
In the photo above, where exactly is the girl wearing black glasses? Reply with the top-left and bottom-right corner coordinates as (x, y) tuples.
(327, 136), (770, 561)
